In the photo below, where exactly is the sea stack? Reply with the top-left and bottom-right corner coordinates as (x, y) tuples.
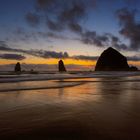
(14, 62), (21, 72)
(58, 60), (66, 72)
(95, 47), (130, 71)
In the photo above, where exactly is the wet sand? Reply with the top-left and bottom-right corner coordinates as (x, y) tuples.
(0, 76), (140, 139)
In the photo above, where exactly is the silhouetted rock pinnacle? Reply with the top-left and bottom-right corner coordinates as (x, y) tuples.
(15, 62), (21, 72)
(95, 47), (130, 71)
(58, 60), (66, 72)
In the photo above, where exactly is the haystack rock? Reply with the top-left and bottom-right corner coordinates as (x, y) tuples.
(14, 62), (21, 72)
(95, 47), (130, 71)
(58, 60), (66, 72)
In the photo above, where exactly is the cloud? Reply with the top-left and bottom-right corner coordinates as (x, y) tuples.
(80, 31), (109, 47)
(26, 0), (94, 33)
(43, 0), (87, 34)
(35, 0), (97, 36)
(12, 27), (69, 42)
(0, 41), (69, 59)
(0, 41), (27, 53)
(105, 33), (128, 50)
(0, 54), (26, 60)
(34, 50), (69, 58)
(116, 8), (140, 50)
(36, 0), (55, 10)
(0, 41), (98, 61)
(2, 41), (140, 62)
(0, 40), (131, 62)
(23, 0), (131, 51)
(78, 31), (128, 50)
(2, 0), (135, 52)
(43, 32), (69, 40)
(25, 12), (40, 27)
(46, 19), (64, 31)
(72, 55), (98, 61)
(68, 22), (83, 34)
(127, 56), (140, 61)
(58, 2), (86, 22)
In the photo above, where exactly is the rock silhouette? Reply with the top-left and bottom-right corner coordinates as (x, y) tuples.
(129, 66), (138, 71)
(95, 47), (130, 71)
(14, 62), (21, 72)
(58, 60), (66, 72)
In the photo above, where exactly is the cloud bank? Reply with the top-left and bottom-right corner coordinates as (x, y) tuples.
(24, 0), (134, 51)
(116, 8), (140, 50)
(0, 41), (97, 61)
(0, 54), (26, 60)
(1, 41), (139, 62)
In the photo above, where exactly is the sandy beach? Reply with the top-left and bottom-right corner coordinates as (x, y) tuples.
(0, 72), (140, 139)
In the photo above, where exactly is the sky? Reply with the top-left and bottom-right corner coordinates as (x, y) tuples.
(0, 0), (140, 71)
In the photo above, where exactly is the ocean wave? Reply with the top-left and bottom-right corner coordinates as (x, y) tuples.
(0, 82), (84, 92)
(0, 72), (140, 83)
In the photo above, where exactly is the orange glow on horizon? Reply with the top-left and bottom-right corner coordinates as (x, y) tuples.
(128, 61), (140, 66)
(0, 56), (140, 69)
(0, 56), (96, 66)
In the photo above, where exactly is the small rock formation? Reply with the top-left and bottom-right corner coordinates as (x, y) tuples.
(58, 60), (66, 72)
(129, 66), (138, 71)
(95, 47), (130, 71)
(14, 62), (21, 72)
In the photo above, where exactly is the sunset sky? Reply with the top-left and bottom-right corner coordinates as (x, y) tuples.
(0, 0), (140, 70)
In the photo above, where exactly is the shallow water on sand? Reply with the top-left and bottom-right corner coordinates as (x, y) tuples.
(0, 73), (140, 139)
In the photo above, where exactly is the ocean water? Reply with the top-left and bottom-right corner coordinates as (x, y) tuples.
(0, 72), (140, 139)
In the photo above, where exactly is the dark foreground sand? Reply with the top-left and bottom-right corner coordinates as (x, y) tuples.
(0, 77), (140, 139)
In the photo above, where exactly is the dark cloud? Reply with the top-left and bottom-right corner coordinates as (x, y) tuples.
(58, 2), (85, 22)
(72, 55), (98, 61)
(36, 0), (56, 10)
(42, 32), (68, 40)
(105, 33), (128, 50)
(0, 41), (69, 59)
(116, 8), (140, 50)
(123, 0), (139, 5)
(0, 41), (97, 61)
(0, 41), (27, 53)
(79, 31), (128, 50)
(34, 50), (69, 58)
(68, 23), (83, 34)
(81, 31), (109, 47)
(0, 54), (26, 60)
(127, 56), (140, 61)
(25, 12), (40, 27)
(81, 31), (97, 45)
(1, 41), (137, 62)
(45, 1), (86, 33)
(46, 19), (64, 31)
(12, 27), (68, 42)
(27, 0), (94, 33)
(23, 0), (131, 51)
